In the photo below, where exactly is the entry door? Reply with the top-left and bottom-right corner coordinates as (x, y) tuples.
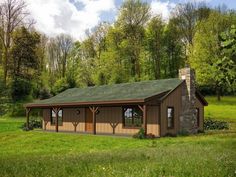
(85, 108), (93, 132)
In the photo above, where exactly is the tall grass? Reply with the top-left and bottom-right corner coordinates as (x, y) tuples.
(0, 96), (235, 177)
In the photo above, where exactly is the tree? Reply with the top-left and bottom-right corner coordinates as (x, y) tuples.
(145, 16), (164, 79)
(220, 25), (236, 93)
(56, 34), (73, 78)
(0, 0), (30, 85)
(92, 22), (110, 60)
(116, 0), (151, 79)
(162, 18), (184, 78)
(10, 27), (40, 101)
(189, 11), (233, 101)
(172, 2), (210, 61)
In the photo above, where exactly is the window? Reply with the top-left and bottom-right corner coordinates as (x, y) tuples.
(167, 107), (174, 129)
(196, 108), (200, 127)
(51, 109), (63, 126)
(123, 106), (143, 127)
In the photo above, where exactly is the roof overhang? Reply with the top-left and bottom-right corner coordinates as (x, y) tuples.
(25, 99), (145, 109)
(196, 90), (208, 106)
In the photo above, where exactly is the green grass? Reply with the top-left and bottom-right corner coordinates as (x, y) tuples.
(0, 96), (236, 177)
(205, 96), (236, 130)
(205, 96), (236, 121)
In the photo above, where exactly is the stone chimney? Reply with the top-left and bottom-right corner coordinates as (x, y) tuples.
(179, 68), (197, 133)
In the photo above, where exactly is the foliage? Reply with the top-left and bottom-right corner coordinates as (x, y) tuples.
(132, 128), (146, 139)
(146, 133), (156, 139)
(204, 118), (229, 130)
(10, 27), (40, 101)
(177, 129), (190, 136)
(8, 102), (27, 117)
(51, 77), (70, 95)
(22, 118), (42, 131)
(11, 77), (32, 101)
(189, 11), (235, 100)
(38, 88), (52, 100)
(1, 0), (236, 108)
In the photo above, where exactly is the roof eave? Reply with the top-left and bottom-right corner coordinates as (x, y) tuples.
(196, 90), (208, 106)
(25, 99), (145, 109)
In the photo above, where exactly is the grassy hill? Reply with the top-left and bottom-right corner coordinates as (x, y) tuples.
(0, 96), (235, 177)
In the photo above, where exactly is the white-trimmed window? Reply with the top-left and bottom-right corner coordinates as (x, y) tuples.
(167, 107), (174, 129)
(51, 109), (63, 126)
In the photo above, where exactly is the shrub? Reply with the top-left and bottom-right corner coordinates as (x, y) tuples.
(22, 118), (42, 131)
(11, 78), (32, 101)
(133, 128), (146, 139)
(204, 118), (229, 130)
(146, 133), (155, 139)
(38, 88), (52, 100)
(177, 129), (189, 136)
(164, 132), (177, 137)
(10, 102), (26, 117)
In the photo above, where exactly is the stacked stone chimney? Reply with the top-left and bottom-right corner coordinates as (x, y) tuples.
(179, 68), (197, 133)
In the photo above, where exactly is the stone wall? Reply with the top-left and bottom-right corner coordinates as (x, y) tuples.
(179, 68), (198, 133)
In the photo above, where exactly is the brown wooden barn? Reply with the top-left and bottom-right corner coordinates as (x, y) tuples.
(25, 68), (207, 137)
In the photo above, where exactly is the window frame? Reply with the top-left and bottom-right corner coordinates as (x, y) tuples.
(50, 108), (63, 126)
(122, 106), (143, 128)
(167, 107), (174, 129)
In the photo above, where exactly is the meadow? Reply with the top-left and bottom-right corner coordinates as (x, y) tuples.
(0, 96), (235, 177)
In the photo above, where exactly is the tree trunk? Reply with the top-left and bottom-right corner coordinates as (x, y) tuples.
(3, 48), (9, 86)
(216, 87), (221, 101)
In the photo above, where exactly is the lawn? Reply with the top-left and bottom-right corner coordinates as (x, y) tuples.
(205, 96), (236, 130)
(0, 96), (236, 177)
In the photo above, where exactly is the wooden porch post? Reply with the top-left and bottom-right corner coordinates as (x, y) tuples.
(26, 108), (31, 129)
(89, 106), (98, 135)
(52, 107), (60, 132)
(138, 105), (147, 135)
(143, 105), (147, 135)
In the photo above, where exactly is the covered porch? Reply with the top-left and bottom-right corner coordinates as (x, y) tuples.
(25, 101), (154, 136)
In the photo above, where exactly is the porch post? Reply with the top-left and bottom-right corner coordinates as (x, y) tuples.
(89, 106), (98, 135)
(26, 108), (31, 129)
(53, 107), (60, 132)
(138, 105), (147, 135)
(143, 105), (147, 135)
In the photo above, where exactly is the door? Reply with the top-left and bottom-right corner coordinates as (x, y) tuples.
(85, 108), (93, 132)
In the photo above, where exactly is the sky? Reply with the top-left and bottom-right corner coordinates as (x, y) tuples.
(24, 0), (236, 40)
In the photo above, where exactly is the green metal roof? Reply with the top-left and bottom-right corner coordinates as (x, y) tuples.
(27, 78), (182, 106)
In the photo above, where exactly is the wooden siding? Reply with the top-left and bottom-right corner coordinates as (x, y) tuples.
(160, 85), (182, 136)
(43, 108), (85, 132)
(43, 106), (160, 136)
(195, 97), (204, 131)
(160, 84), (205, 136)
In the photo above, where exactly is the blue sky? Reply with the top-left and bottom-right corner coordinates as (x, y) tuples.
(25, 0), (236, 40)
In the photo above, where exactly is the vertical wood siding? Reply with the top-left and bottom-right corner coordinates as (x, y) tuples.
(161, 85), (182, 136)
(160, 84), (205, 136)
(43, 106), (160, 136)
(43, 108), (85, 132)
(195, 97), (204, 131)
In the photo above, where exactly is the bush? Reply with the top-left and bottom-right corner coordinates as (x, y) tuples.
(177, 129), (189, 136)
(146, 133), (155, 139)
(38, 88), (52, 100)
(204, 118), (229, 130)
(11, 78), (32, 101)
(22, 118), (42, 131)
(133, 128), (146, 139)
(164, 132), (177, 137)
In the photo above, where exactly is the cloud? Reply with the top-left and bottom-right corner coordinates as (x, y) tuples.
(150, 0), (176, 21)
(26, 0), (116, 40)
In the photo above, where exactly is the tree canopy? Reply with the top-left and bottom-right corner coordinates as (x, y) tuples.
(0, 0), (235, 113)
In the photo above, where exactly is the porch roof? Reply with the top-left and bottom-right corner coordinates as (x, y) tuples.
(26, 78), (183, 108)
